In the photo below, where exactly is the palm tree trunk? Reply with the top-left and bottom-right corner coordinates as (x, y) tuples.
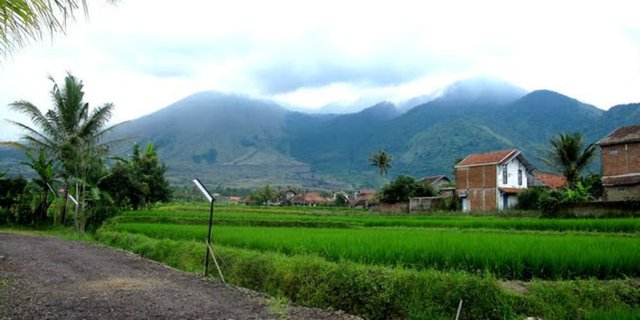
(41, 190), (48, 222)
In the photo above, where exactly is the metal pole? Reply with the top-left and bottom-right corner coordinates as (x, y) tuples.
(455, 299), (463, 320)
(204, 197), (214, 276)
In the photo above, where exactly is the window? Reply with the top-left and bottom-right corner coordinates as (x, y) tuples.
(502, 167), (507, 184)
(609, 148), (618, 155)
(518, 169), (523, 186)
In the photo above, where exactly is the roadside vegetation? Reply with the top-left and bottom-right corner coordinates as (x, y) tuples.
(0, 74), (172, 231)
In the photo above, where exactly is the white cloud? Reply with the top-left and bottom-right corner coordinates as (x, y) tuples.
(1, 0), (640, 139)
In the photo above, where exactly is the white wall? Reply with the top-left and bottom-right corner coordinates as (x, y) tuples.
(497, 158), (528, 189)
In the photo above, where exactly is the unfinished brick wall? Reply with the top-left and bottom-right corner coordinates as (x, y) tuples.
(602, 143), (640, 176)
(456, 165), (498, 211)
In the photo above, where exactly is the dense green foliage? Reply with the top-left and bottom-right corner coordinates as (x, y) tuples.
(247, 185), (278, 205)
(0, 175), (29, 224)
(20, 150), (56, 222)
(379, 175), (436, 203)
(101, 142), (171, 210)
(517, 179), (600, 214)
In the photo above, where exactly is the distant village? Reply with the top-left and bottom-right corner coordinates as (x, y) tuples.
(230, 125), (640, 213)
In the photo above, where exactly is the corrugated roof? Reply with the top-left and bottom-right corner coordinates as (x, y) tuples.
(419, 175), (450, 184)
(499, 187), (525, 194)
(602, 174), (640, 186)
(534, 172), (567, 189)
(291, 192), (326, 204)
(456, 149), (519, 167)
(597, 125), (640, 146)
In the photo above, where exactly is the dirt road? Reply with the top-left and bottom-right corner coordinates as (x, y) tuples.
(0, 233), (357, 319)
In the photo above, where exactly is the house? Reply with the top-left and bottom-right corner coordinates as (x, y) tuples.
(278, 189), (297, 205)
(455, 149), (534, 212)
(596, 125), (640, 201)
(418, 175), (452, 189)
(227, 196), (242, 204)
(530, 171), (567, 190)
(290, 192), (327, 206)
(350, 189), (377, 207)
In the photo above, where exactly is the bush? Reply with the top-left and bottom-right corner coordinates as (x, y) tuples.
(516, 187), (545, 210)
(380, 175), (436, 204)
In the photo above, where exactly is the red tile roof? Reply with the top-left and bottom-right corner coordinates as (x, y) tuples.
(534, 172), (567, 189)
(456, 149), (519, 167)
(597, 125), (640, 146)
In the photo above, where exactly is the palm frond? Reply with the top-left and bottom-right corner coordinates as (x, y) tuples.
(5, 119), (57, 148)
(79, 102), (113, 138)
(9, 100), (58, 138)
(0, 0), (85, 56)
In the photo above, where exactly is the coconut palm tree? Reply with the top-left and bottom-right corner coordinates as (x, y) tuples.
(542, 132), (595, 187)
(7, 73), (117, 225)
(369, 149), (392, 177)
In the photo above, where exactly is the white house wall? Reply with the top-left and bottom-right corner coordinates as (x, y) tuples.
(497, 158), (528, 189)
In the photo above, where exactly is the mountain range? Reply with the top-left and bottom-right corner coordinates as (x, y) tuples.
(3, 78), (640, 190)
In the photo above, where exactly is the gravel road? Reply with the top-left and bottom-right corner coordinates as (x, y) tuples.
(0, 233), (358, 320)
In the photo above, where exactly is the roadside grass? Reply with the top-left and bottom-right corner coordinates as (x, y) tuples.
(0, 225), (95, 242)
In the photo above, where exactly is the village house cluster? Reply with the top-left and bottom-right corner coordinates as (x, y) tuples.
(455, 125), (640, 212)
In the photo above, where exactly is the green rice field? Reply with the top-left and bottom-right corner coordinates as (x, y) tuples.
(96, 204), (640, 319)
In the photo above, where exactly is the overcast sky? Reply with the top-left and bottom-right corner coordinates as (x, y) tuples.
(1, 0), (639, 139)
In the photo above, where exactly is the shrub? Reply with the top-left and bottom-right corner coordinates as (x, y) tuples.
(516, 187), (545, 210)
(380, 175), (436, 204)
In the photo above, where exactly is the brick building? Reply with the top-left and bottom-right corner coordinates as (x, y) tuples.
(596, 125), (640, 201)
(455, 149), (534, 212)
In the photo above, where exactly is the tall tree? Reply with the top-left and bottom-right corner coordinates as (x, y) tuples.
(369, 149), (392, 177)
(542, 132), (595, 187)
(100, 142), (171, 210)
(7, 73), (118, 225)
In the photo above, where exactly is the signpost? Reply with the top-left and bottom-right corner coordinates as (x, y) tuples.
(192, 178), (225, 282)
(68, 193), (79, 232)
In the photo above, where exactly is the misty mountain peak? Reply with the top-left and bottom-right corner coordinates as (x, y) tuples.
(165, 90), (286, 114)
(357, 101), (401, 120)
(439, 77), (528, 106)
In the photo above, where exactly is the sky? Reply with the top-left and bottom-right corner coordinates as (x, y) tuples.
(1, 0), (639, 140)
